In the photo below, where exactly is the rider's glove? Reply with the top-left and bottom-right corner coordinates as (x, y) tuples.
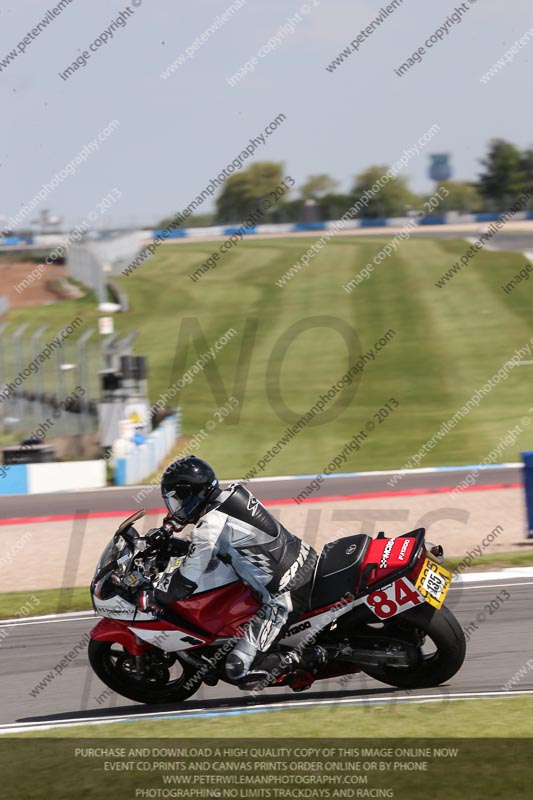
(155, 573), (198, 603)
(145, 526), (169, 551)
(161, 514), (182, 534)
(171, 574), (198, 600)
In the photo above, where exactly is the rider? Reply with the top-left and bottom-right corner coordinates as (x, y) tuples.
(147, 456), (326, 689)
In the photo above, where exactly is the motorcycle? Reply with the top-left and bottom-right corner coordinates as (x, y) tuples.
(88, 509), (466, 704)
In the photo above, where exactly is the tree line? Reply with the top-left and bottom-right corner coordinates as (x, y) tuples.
(159, 139), (533, 228)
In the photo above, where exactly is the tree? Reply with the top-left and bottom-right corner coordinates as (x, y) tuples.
(520, 147), (533, 192)
(300, 174), (339, 200)
(158, 213), (215, 229)
(350, 166), (418, 218)
(479, 139), (528, 208)
(431, 181), (483, 213)
(316, 192), (352, 221)
(215, 162), (285, 223)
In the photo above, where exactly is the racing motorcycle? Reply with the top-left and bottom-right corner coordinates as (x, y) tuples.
(88, 509), (466, 704)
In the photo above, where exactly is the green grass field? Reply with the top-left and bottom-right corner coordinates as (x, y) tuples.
(4, 236), (533, 478)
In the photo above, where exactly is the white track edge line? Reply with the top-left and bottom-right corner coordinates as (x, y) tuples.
(2, 690), (532, 735)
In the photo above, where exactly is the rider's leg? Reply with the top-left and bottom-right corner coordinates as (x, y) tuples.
(249, 582), (327, 684)
(225, 592), (292, 683)
(225, 583), (327, 686)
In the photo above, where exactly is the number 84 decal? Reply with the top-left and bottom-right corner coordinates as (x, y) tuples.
(363, 578), (423, 620)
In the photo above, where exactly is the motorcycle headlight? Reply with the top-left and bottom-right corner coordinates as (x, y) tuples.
(92, 574), (118, 601)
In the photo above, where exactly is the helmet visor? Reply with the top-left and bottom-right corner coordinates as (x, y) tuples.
(162, 491), (182, 517)
(163, 482), (214, 524)
(163, 489), (192, 522)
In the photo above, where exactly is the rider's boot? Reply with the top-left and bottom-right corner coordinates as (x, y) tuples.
(235, 646), (328, 692)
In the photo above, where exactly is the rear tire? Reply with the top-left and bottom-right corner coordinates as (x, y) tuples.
(88, 640), (202, 705)
(362, 604), (466, 689)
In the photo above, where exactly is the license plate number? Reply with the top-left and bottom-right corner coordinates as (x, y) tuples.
(415, 558), (451, 609)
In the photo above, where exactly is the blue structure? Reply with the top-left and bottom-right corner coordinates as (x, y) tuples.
(521, 451), (533, 539)
(429, 154), (452, 182)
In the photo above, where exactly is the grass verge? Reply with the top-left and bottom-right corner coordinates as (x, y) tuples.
(0, 587), (91, 619)
(443, 549), (533, 572)
(13, 696), (533, 738)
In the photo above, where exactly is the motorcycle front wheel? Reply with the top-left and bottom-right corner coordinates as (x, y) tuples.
(361, 604), (466, 689)
(88, 639), (202, 705)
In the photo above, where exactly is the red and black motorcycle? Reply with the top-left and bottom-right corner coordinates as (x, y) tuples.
(88, 509), (466, 704)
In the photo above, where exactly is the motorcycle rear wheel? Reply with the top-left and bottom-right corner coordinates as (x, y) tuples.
(361, 604), (466, 689)
(88, 640), (202, 705)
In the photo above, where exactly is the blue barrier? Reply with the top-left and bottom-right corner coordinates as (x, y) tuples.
(521, 451), (533, 539)
(0, 465), (29, 495)
(0, 461), (104, 495)
(145, 210), (532, 243)
(292, 222), (327, 231)
(152, 229), (188, 239)
(359, 219), (387, 228)
(419, 215), (446, 225)
(0, 236), (24, 246)
(114, 414), (180, 486)
(222, 226), (257, 235)
(474, 213), (502, 222)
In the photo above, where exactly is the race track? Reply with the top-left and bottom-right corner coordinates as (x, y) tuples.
(0, 465), (521, 522)
(1, 573), (531, 733)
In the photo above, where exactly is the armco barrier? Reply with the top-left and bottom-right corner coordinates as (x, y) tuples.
(114, 414), (179, 486)
(0, 460), (106, 495)
(148, 210), (533, 240)
(5, 212), (533, 254)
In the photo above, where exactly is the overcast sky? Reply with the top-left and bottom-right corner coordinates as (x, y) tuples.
(1, 0), (532, 229)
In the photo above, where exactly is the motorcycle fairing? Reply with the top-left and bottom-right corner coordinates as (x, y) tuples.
(168, 580), (261, 636)
(91, 617), (154, 656)
(92, 594), (156, 622)
(130, 623), (210, 652)
(365, 534), (419, 581)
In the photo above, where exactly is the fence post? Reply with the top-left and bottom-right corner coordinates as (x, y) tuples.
(78, 329), (95, 433)
(31, 325), (48, 423)
(12, 322), (29, 424)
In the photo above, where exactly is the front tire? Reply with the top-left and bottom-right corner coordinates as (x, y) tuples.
(88, 640), (202, 705)
(362, 604), (466, 689)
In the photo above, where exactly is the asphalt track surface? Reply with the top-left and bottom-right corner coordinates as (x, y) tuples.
(0, 466), (521, 522)
(392, 230), (533, 253)
(1, 574), (531, 731)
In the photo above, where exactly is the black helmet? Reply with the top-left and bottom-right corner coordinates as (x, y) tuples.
(161, 456), (219, 526)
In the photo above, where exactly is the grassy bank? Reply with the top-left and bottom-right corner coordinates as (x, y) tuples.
(4, 236), (533, 478)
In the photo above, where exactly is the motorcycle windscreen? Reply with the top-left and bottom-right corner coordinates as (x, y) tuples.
(92, 535), (133, 594)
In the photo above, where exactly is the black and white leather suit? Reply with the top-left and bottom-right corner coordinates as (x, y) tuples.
(155, 483), (317, 681)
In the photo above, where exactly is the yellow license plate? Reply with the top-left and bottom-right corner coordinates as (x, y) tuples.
(415, 558), (452, 609)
